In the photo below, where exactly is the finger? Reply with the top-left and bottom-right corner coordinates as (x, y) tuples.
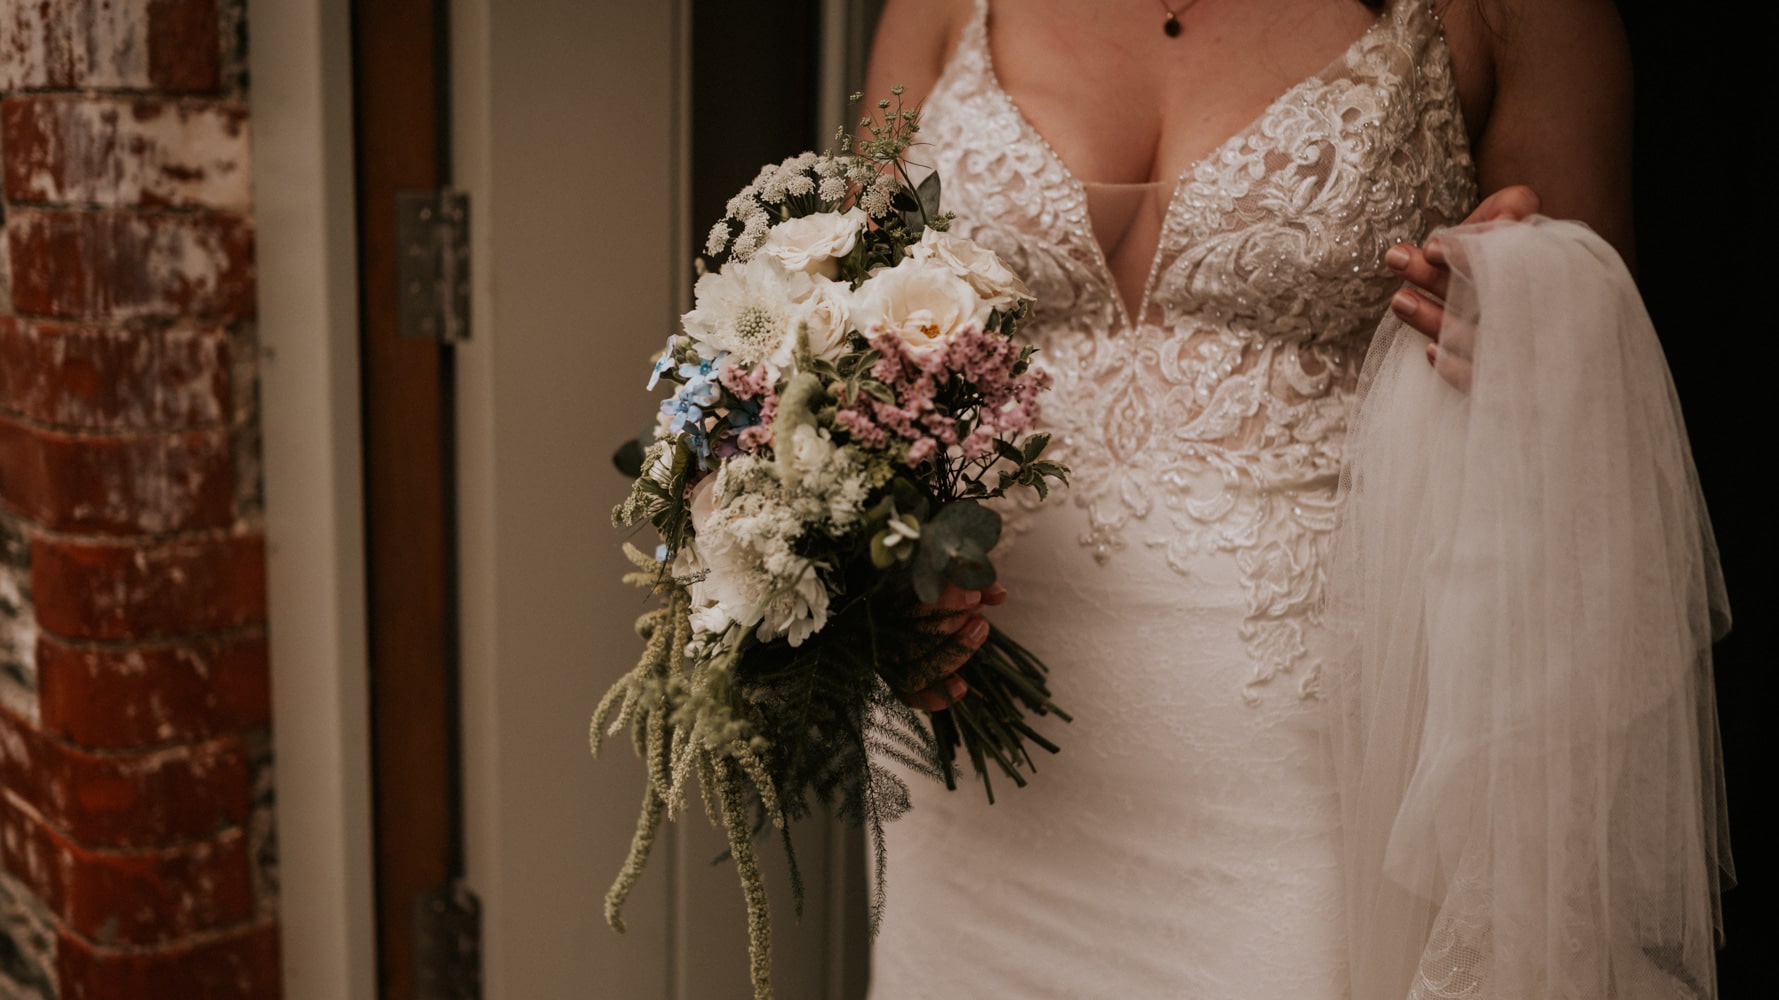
(1429, 343), (1475, 394)
(932, 616), (989, 677)
(934, 583), (983, 613)
(1472, 184), (1540, 224)
(980, 582), (1009, 606)
(1420, 237), (1449, 272)
(915, 688), (949, 712)
(1385, 243), (1450, 301)
(929, 608), (980, 636)
(1390, 288), (1446, 342)
(942, 674), (969, 704)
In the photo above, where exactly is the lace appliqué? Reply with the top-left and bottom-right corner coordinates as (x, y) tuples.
(923, 0), (1477, 702)
(1408, 861), (1492, 1000)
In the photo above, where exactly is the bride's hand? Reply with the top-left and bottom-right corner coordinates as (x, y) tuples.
(900, 582), (1008, 712)
(1385, 185), (1541, 378)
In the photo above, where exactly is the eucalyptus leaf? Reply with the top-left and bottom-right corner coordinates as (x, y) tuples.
(910, 501), (1003, 602)
(915, 170), (942, 220)
(911, 552), (947, 604)
(946, 539), (996, 591)
(889, 478), (929, 520)
(928, 500), (1002, 552)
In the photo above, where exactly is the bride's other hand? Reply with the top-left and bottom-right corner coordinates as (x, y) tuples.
(900, 582), (1008, 712)
(1384, 184), (1541, 366)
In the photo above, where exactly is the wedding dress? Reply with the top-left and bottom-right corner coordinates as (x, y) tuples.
(869, 1), (1476, 996)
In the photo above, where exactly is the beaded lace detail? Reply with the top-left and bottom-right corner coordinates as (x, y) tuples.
(920, 0), (1477, 700)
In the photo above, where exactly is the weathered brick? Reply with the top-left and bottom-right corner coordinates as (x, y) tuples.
(56, 918), (279, 1000)
(0, 416), (236, 535)
(37, 632), (269, 748)
(0, 871), (56, 999)
(1, 796), (253, 946)
(0, 317), (231, 431)
(0, 513), (34, 723)
(0, 0), (221, 93)
(6, 208), (255, 323)
(2, 96), (251, 210)
(29, 531), (265, 642)
(0, 708), (251, 848)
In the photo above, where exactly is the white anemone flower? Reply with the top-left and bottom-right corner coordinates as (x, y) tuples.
(681, 257), (815, 371)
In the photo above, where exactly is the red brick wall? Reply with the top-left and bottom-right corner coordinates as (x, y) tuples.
(0, 1), (278, 997)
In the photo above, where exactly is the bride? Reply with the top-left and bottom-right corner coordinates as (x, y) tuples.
(862, 0), (1725, 997)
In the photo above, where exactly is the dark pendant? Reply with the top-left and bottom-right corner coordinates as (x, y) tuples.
(1163, 12), (1182, 36)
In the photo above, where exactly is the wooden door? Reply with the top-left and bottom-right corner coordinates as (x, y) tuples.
(352, 0), (463, 997)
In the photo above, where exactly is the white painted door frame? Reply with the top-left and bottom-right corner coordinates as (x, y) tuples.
(248, 1), (379, 998)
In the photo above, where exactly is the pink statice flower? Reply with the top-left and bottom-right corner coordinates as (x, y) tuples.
(834, 325), (1050, 469)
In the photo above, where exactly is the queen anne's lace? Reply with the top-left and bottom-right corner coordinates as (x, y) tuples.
(921, 0), (1476, 700)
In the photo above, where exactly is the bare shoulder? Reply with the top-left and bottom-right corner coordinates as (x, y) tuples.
(1443, 0), (1636, 262)
(862, 0), (975, 109)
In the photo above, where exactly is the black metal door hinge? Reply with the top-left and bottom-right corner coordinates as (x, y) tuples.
(413, 878), (482, 1000)
(397, 189), (471, 343)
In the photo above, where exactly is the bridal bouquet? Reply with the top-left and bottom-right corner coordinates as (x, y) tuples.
(592, 92), (1069, 998)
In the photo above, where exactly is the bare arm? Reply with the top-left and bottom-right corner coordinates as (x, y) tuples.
(1471, 0), (1635, 264)
(860, 0), (971, 115)
(1388, 0), (1636, 347)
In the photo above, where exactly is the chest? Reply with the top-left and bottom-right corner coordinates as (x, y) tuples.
(921, 0), (1479, 338)
(985, 0), (1393, 185)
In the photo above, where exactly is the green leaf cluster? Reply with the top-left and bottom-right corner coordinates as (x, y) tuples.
(990, 432), (1070, 501)
(612, 438), (695, 553)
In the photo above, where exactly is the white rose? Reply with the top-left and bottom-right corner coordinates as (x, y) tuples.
(850, 257), (991, 356)
(906, 228), (1032, 311)
(759, 208), (867, 279)
(788, 277), (854, 361)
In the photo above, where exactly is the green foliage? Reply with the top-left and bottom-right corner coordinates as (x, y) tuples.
(993, 432), (1070, 500)
(896, 170), (944, 232)
(612, 439), (695, 554)
(910, 500), (1002, 602)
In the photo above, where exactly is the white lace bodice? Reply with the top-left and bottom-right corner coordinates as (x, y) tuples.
(921, 0), (1477, 699)
(870, 7), (1485, 997)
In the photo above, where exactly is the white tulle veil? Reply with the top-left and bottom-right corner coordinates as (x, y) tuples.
(1329, 217), (1733, 999)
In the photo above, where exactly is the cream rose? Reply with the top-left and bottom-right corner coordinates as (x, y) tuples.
(759, 208), (867, 278)
(850, 257), (991, 356)
(789, 277), (854, 361)
(906, 228), (1033, 311)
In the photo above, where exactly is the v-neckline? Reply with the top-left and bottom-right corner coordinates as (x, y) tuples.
(973, 2), (1394, 330)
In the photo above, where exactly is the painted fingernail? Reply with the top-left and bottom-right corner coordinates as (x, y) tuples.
(1385, 246), (1411, 269)
(945, 675), (968, 700)
(1391, 290), (1417, 316)
(965, 616), (990, 645)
